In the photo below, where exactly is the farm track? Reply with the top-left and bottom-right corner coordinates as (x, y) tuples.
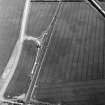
(3, 40), (38, 99)
(25, 1), (63, 104)
(0, 1), (105, 105)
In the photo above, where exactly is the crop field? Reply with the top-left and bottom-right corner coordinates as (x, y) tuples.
(1, 1), (105, 105)
(3, 40), (38, 99)
(0, 0), (26, 76)
(26, 2), (58, 37)
(2, 1), (59, 102)
(31, 1), (105, 104)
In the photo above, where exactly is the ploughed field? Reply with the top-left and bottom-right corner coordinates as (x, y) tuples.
(1, 1), (105, 105)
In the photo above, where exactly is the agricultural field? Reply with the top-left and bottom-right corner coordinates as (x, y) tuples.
(31, 1), (105, 104)
(2, 1), (59, 102)
(0, 0), (25, 76)
(1, 0), (105, 105)
(3, 40), (38, 99)
(26, 1), (58, 37)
